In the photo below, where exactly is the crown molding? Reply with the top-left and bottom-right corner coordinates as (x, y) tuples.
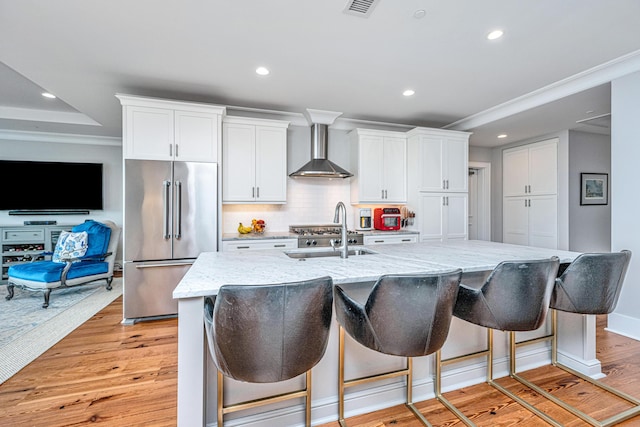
(0, 129), (121, 146)
(446, 49), (640, 131)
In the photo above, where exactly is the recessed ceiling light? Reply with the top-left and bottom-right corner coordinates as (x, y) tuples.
(414, 9), (426, 19)
(487, 29), (504, 40)
(256, 66), (270, 76)
(498, 134), (508, 139)
(403, 89), (415, 97)
(42, 92), (56, 99)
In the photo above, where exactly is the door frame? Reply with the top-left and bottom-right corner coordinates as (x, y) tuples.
(469, 161), (492, 241)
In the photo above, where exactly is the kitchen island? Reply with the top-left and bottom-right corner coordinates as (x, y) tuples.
(173, 240), (589, 427)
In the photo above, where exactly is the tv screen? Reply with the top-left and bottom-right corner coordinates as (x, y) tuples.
(0, 160), (103, 212)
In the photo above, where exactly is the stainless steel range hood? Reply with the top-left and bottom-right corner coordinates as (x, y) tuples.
(289, 110), (353, 178)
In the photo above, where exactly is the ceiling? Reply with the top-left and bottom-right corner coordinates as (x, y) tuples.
(1, 0), (639, 147)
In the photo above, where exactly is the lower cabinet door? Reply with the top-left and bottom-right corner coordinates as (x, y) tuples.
(123, 260), (193, 320)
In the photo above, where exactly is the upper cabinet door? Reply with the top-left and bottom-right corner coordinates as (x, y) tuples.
(174, 110), (220, 162)
(254, 126), (287, 203)
(418, 137), (444, 192)
(445, 137), (469, 192)
(355, 134), (386, 202)
(528, 140), (557, 195)
(124, 106), (174, 160)
(503, 147), (529, 197)
(222, 123), (256, 202)
(382, 136), (407, 203)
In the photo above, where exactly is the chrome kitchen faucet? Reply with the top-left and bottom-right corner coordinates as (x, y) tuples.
(331, 201), (349, 259)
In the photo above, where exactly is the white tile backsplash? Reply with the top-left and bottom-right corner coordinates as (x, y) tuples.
(222, 178), (354, 233)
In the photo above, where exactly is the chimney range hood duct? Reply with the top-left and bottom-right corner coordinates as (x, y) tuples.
(289, 122), (353, 179)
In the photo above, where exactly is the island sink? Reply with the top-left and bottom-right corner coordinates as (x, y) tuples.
(284, 247), (378, 259)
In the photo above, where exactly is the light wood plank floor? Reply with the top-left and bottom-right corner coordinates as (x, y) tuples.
(1, 297), (639, 426)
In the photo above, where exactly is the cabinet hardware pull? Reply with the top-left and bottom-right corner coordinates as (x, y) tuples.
(446, 180), (449, 189)
(443, 180), (446, 190)
(169, 144), (172, 157)
(237, 246), (250, 249)
(175, 144), (179, 157)
(175, 181), (182, 239)
(374, 240), (384, 243)
(528, 185), (531, 193)
(384, 189), (388, 199)
(252, 187), (255, 198)
(274, 244), (286, 248)
(257, 187), (260, 198)
(381, 189), (384, 199)
(401, 239), (411, 242)
(163, 180), (171, 239)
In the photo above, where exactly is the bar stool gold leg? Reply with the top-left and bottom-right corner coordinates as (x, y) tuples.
(510, 310), (640, 427)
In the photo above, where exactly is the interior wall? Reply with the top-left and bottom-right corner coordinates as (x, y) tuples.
(568, 131), (611, 252)
(469, 145), (493, 163)
(609, 70), (640, 340)
(0, 136), (123, 259)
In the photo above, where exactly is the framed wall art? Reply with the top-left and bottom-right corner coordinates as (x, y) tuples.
(580, 173), (608, 205)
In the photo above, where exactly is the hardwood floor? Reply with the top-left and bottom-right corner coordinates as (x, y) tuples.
(1, 303), (639, 426)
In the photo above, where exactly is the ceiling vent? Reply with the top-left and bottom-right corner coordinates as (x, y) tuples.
(343, 0), (380, 18)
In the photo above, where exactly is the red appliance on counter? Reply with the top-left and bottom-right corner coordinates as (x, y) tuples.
(373, 207), (402, 231)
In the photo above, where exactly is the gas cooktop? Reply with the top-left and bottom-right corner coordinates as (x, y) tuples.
(289, 224), (363, 247)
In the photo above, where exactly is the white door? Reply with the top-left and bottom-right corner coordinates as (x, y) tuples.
(383, 136), (407, 202)
(445, 138), (469, 192)
(174, 110), (219, 162)
(503, 147), (529, 197)
(528, 140), (558, 195)
(503, 197), (529, 245)
(419, 137), (444, 191)
(359, 135), (385, 201)
(223, 123), (256, 202)
(528, 195), (558, 249)
(446, 193), (468, 240)
(255, 126), (287, 202)
(419, 194), (446, 241)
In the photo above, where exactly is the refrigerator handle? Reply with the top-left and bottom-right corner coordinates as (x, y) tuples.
(175, 180), (182, 239)
(163, 180), (171, 239)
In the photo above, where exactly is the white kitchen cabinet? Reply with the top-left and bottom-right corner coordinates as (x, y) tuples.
(349, 128), (407, 204)
(503, 139), (557, 197)
(407, 128), (470, 193)
(222, 117), (289, 204)
(503, 195), (558, 249)
(419, 193), (468, 242)
(364, 234), (418, 245)
(117, 94), (225, 162)
(502, 138), (558, 249)
(222, 239), (297, 251)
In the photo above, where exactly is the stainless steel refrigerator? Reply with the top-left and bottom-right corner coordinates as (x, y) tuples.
(123, 160), (217, 321)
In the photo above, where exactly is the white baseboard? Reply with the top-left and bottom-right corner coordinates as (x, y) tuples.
(606, 312), (640, 341)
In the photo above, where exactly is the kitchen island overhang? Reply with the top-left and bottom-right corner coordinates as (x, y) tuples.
(173, 240), (589, 427)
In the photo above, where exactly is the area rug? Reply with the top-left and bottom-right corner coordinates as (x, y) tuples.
(0, 278), (122, 384)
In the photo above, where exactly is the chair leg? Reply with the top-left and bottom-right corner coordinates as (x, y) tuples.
(42, 289), (51, 308)
(435, 349), (477, 426)
(217, 370), (224, 427)
(5, 284), (14, 301)
(510, 310), (640, 427)
(106, 276), (113, 291)
(338, 326), (434, 427)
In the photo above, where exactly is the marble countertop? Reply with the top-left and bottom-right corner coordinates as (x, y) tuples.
(174, 240), (581, 298)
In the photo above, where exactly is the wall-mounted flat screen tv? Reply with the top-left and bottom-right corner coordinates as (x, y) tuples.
(0, 160), (103, 213)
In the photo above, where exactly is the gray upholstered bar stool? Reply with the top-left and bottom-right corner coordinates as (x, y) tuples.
(510, 250), (639, 426)
(334, 270), (462, 427)
(203, 276), (333, 427)
(436, 257), (560, 427)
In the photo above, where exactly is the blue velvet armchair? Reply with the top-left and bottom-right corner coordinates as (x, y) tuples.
(6, 220), (120, 308)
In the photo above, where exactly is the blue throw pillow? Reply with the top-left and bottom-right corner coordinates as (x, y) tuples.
(52, 230), (88, 263)
(72, 220), (111, 258)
